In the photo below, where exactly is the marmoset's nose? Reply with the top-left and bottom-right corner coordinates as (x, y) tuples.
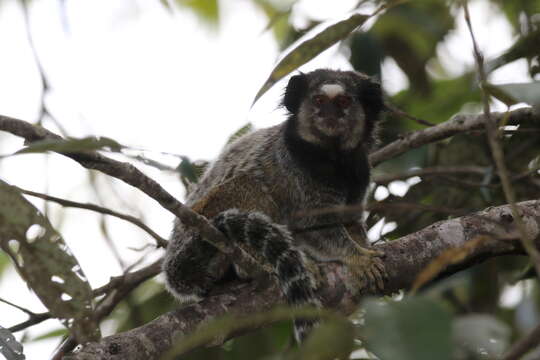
(318, 103), (343, 120)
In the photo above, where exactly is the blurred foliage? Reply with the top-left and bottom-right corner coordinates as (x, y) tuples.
(1, 0), (540, 359)
(497, 0), (540, 29)
(0, 252), (9, 280)
(226, 123), (253, 145)
(369, 1), (454, 95)
(177, 156), (209, 192)
(114, 280), (176, 332)
(363, 297), (453, 360)
(164, 307), (354, 360)
(348, 32), (384, 78)
(30, 328), (69, 342)
(178, 321), (293, 360)
(486, 27), (540, 77)
(254, 0), (294, 43)
(169, 0), (220, 25)
(487, 81), (540, 108)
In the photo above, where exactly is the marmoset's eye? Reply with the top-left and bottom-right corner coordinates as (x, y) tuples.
(313, 95), (328, 106)
(335, 95), (352, 108)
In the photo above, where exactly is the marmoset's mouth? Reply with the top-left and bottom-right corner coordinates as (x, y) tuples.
(315, 117), (347, 136)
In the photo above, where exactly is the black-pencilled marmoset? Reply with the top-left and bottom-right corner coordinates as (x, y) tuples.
(163, 69), (386, 341)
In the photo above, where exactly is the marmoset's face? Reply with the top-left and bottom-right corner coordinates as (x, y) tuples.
(298, 80), (366, 149)
(284, 70), (382, 150)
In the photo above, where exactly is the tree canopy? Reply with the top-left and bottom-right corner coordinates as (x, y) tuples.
(0, 0), (540, 359)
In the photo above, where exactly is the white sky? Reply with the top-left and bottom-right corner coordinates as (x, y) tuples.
(0, 0), (532, 358)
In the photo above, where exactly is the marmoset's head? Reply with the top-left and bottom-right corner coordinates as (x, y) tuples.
(283, 69), (384, 150)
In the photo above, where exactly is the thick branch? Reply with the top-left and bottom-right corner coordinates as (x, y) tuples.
(67, 200), (540, 360)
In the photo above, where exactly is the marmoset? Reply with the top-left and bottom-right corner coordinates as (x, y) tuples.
(163, 69), (386, 341)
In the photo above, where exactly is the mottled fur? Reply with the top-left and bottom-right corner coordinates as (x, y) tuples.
(163, 69), (386, 342)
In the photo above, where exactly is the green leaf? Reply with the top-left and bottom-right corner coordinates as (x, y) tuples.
(485, 28), (540, 72)
(255, 0), (293, 43)
(370, 1), (454, 94)
(159, 0), (172, 12)
(253, 12), (370, 104)
(226, 123), (253, 145)
(211, 321), (292, 360)
(177, 156), (208, 186)
(30, 328), (69, 342)
(363, 298), (452, 360)
(0, 326), (25, 360)
(349, 32), (384, 78)
(175, 0), (219, 25)
(484, 83), (519, 107)
(294, 319), (355, 360)
(14, 136), (123, 155)
(372, 2), (453, 60)
(453, 314), (510, 359)
(0, 251), (10, 280)
(499, 0), (540, 30)
(115, 282), (175, 332)
(162, 306), (324, 360)
(389, 73), (481, 129)
(485, 82), (540, 109)
(0, 180), (100, 343)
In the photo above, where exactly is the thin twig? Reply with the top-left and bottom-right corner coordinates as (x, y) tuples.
(21, 0), (68, 136)
(503, 322), (540, 360)
(51, 337), (78, 360)
(9, 312), (51, 333)
(89, 172), (129, 270)
(372, 165), (486, 185)
(0, 297), (35, 316)
(50, 260), (164, 357)
(462, 1), (540, 277)
(386, 102), (436, 127)
(291, 201), (465, 235)
(17, 186), (168, 248)
(1, 296), (52, 333)
(367, 202), (466, 216)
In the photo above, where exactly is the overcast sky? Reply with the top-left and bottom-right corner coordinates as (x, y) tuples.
(0, 0), (531, 357)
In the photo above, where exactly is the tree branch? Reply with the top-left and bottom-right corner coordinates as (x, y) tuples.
(66, 200), (540, 360)
(16, 186), (168, 248)
(0, 115), (238, 258)
(369, 107), (538, 166)
(372, 165), (487, 185)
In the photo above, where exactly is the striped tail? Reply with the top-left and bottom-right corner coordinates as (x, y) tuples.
(212, 209), (321, 342)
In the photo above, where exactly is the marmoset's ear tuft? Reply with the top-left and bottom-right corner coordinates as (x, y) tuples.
(283, 73), (309, 114)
